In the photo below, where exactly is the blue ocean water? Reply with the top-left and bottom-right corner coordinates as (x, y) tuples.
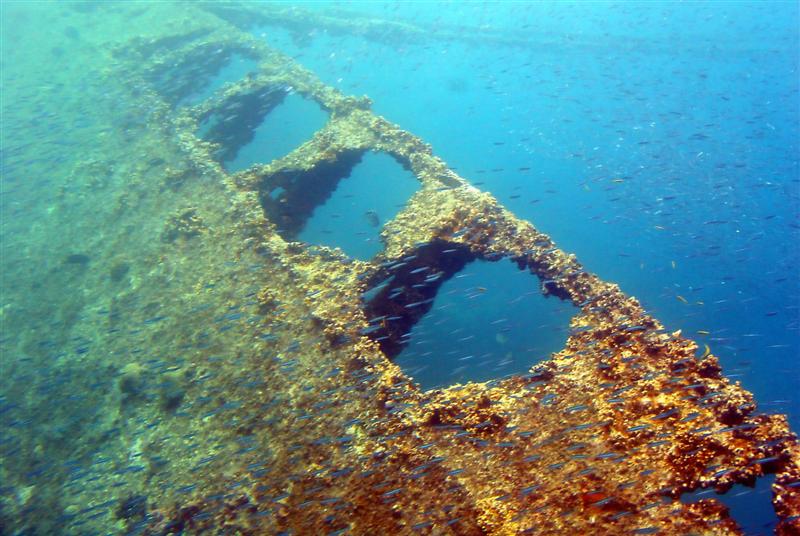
(395, 258), (577, 389)
(299, 151), (420, 260)
(226, 92), (329, 172)
(1, 2), (798, 535)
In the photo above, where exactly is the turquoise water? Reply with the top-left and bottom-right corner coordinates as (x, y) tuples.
(224, 93), (329, 172)
(1, 2), (798, 535)
(298, 151), (419, 260)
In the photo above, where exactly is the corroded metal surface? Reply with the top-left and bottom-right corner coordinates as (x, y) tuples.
(106, 7), (800, 535)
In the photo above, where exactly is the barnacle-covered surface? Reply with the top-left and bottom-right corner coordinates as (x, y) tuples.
(1, 3), (797, 536)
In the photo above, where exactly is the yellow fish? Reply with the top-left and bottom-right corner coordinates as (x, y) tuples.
(700, 344), (711, 359)
(697, 330), (710, 335)
(676, 295), (688, 304)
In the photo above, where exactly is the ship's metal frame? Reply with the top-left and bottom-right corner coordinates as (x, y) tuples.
(110, 4), (800, 534)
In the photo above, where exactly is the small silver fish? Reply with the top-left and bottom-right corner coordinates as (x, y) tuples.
(364, 210), (380, 227)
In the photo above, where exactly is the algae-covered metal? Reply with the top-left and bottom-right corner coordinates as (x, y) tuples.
(114, 6), (800, 536)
